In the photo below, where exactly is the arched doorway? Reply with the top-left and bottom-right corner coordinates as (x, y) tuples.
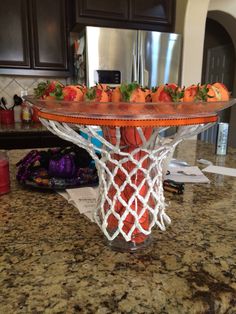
(199, 16), (236, 146)
(202, 18), (234, 91)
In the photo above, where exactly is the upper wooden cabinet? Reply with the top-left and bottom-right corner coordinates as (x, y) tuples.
(78, 0), (129, 21)
(30, 0), (68, 71)
(129, 0), (174, 26)
(74, 0), (175, 31)
(0, 0), (30, 68)
(0, 0), (71, 76)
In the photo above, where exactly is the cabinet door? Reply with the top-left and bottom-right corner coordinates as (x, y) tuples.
(129, 0), (175, 26)
(0, 0), (30, 68)
(78, 0), (129, 21)
(30, 0), (68, 70)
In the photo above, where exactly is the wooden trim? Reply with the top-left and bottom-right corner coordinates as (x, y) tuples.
(0, 68), (71, 77)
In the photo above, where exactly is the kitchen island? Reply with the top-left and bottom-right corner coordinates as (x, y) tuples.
(1, 140), (236, 313)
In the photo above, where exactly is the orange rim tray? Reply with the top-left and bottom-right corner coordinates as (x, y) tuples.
(25, 97), (236, 127)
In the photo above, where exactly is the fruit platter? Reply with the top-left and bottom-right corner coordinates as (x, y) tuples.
(34, 80), (230, 103)
(29, 81), (234, 131)
(24, 80), (235, 251)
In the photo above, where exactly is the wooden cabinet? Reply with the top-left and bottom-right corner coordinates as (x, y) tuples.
(75, 0), (175, 31)
(78, 0), (129, 21)
(30, 0), (68, 71)
(0, 0), (71, 76)
(129, 0), (174, 27)
(0, 0), (30, 68)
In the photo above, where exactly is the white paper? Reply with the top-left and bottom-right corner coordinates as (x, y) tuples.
(165, 165), (210, 183)
(202, 165), (236, 177)
(58, 187), (99, 222)
(197, 158), (213, 166)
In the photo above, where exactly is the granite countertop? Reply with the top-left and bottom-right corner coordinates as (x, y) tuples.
(1, 141), (236, 313)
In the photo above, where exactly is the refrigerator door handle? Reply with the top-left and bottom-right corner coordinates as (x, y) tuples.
(132, 53), (138, 82)
(139, 53), (144, 86)
(138, 31), (148, 86)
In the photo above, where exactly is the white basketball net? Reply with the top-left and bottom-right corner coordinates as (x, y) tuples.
(40, 119), (214, 243)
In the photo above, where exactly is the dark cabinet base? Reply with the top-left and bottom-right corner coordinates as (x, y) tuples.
(0, 131), (72, 149)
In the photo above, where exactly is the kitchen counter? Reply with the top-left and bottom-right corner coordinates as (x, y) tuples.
(1, 140), (236, 313)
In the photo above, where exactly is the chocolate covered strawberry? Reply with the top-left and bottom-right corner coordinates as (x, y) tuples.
(111, 86), (122, 103)
(62, 85), (86, 101)
(207, 82), (230, 102)
(34, 80), (64, 99)
(183, 84), (210, 102)
(151, 83), (184, 102)
(85, 84), (111, 102)
(119, 82), (146, 102)
(143, 87), (152, 102)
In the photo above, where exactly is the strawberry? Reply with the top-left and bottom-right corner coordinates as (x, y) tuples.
(143, 87), (152, 102)
(130, 87), (146, 102)
(183, 84), (210, 102)
(183, 85), (198, 102)
(62, 86), (77, 101)
(162, 84), (184, 102)
(151, 84), (184, 102)
(119, 82), (148, 102)
(213, 82), (230, 100)
(34, 80), (64, 99)
(111, 86), (122, 102)
(159, 87), (172, 101)
(207, 82), (230, 102)
(47, 81), (59, 94)
(151, 86), (161, 102)
(85, 84), (110, 102)
(62, 85), (85, 101)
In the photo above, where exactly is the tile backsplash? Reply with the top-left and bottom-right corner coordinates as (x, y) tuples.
(0, 76), (69, 108)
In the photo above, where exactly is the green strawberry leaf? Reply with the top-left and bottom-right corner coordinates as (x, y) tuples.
(164, 86), (184, 102)
(34, 81), (49, 98)
(85, 87), (96, 100)
(120, 82), (139, 101)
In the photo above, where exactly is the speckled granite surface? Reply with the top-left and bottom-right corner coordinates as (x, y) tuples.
(0, 141), (236, 314)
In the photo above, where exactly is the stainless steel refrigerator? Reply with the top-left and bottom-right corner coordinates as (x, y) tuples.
(75, 26), (182, 88)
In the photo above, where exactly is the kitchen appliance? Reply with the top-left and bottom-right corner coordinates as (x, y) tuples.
(74, 26), (182, 88)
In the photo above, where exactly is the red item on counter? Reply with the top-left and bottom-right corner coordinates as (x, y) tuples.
(31, 107), (40, 122)
(0, 109), (15, 125)
(0, 153), (10, 195)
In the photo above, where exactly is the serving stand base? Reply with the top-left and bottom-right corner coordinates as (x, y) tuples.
(39, 119), (214, 252)
(106, 234), (152, 252)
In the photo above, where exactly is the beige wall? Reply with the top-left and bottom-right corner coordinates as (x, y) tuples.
(175, 0), (236, 146)
(175, 0), (236, 85)
(208, 0), (236, 14)
(175, 0), (188, 35)
(175, 0), (210, 86)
